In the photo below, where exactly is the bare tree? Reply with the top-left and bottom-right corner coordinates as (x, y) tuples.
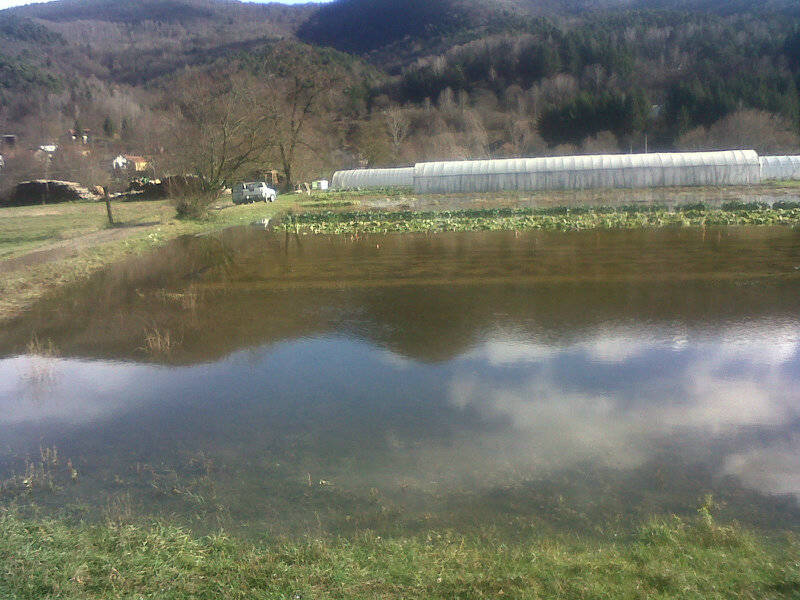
(164, 72), (271, 217)
(354, 116), (391, 166)
(385, 106), (410, 161)
(259, 69), (335, 190)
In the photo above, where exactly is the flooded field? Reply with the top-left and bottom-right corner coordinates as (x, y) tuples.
(2, 226), (800, 539)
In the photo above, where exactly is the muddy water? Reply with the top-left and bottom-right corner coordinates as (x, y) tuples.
(1, 227), (800, 537)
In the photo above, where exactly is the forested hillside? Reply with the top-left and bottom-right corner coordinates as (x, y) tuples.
(0, 0), (799, 193)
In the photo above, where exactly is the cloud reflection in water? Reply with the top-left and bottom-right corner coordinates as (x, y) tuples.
(447, 325), (800, 497)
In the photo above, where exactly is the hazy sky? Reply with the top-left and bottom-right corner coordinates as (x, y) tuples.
(0, 0), (327, 9)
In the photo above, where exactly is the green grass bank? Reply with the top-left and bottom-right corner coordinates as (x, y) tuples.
(1, 509), (798, 600)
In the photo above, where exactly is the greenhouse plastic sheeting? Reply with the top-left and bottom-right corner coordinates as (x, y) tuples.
(413, 150), (761, 194)
(760, 156), (800, 181)
(331, 168), (414, 189)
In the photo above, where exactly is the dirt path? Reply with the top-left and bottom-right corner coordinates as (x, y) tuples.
(0, 222), (158, 274)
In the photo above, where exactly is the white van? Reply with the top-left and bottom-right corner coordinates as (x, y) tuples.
(232, 182), (276, 204)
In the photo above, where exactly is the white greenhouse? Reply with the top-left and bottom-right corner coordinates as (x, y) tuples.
(412, 150), (761, 194)
(760, 156), (800, 181)
(331, 167), (414, 190)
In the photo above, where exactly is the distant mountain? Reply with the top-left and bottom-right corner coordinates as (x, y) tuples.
(627, 0), (800, 15)
(8, 0), (315, 51)
(14, 0), (215, 23)
(12, 0), (315, 25)
(0, 0), (320, 89)
(298, 0), (800, 59)
(0, 0), (798, 175)
(297, 0), (531, 56)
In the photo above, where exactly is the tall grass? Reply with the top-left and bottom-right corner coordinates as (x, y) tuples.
(141, 327), (176, 357)
(0, 507), (796, 599)
(0, 446), (77, 499)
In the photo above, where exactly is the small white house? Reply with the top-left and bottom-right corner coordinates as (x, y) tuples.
(112, 154), (150, 173)
(311, 179), (329, 190)
(112, 155), (129, 170)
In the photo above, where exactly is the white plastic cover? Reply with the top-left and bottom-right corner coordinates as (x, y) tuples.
(413, 150), (761, 193)
(331, 168), (414, 189)
(760, 156), (800, 181)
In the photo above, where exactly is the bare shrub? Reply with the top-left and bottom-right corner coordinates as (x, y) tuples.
(385, 106), (410, 161)
(581, 131), (620, 154)
(552, 143), (580, 156)
(677, 110), (800, 154)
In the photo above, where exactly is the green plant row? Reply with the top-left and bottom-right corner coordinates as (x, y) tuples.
(278, 206), (800, 235)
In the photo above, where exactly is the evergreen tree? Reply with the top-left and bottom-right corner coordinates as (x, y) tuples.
(102, 116), (115, 138)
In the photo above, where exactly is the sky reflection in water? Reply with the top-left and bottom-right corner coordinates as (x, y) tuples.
(1, 228), (800, 534)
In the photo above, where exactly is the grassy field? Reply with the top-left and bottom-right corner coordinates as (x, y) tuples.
(0, 195), (302, 321)
(0, 201), (173, 261)
(0, 196), (307, 261)
(1, 507), (797, 600)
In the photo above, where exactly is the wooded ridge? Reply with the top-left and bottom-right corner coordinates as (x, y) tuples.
(0, 0), (798, 193)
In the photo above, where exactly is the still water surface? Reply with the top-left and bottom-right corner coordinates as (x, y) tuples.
(1, 227), (800, 537)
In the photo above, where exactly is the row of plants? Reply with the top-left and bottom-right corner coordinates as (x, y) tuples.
(278, 204), (800, 235)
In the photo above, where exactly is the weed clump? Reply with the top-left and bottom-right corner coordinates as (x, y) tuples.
(0, 446), (77, 499)
(141, 327), (177, 357)
(26, 333), (58, 357)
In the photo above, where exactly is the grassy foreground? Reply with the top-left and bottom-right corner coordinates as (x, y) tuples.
(0, 509), (797, 599)
(279, 203), (800, 235)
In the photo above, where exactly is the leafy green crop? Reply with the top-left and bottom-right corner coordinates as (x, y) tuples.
(278, 205), (800, 235)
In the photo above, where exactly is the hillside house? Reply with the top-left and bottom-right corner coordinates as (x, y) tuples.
(112, 154), (150, 174)
(34, 145), (58, 162)
(68, 128), (91, 144)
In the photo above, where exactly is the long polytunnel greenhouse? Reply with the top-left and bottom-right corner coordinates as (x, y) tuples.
(760, 155), (800, 181)
(331, 150), (780, 193)
(413, 150), (760, 194)
(330, 167), (414, 190)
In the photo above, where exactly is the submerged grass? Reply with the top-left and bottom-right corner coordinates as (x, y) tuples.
(140, 327), (177, 357)
(0, 509), (797, 599)
(279, 205), (800, 235)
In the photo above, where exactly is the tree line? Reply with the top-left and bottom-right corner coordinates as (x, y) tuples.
(2, 2), (800, 203)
